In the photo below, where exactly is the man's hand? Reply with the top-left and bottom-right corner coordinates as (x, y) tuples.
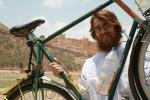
(49, 62), (64, 78)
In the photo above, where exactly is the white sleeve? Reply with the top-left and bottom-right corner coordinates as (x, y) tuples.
(81, 59), (90, 80)
(79, 58), (100, 100)
(81, 58), (97, 81)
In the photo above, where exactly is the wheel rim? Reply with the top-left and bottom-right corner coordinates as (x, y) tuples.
(138, 34), (150, 99)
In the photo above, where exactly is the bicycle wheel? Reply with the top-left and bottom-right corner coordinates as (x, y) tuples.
(8, 83), (74, 100)
(129, 28), (150, 100)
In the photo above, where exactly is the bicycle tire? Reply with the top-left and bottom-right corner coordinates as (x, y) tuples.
(8, 82), (74, 100)
(129, 28), (150, 100)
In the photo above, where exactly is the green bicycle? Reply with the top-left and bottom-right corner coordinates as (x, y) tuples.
(1, 0), (150, 100)
(6, 19), (81, 100)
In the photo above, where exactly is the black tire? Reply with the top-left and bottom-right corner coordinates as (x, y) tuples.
(129, 28), (150, 100)
(8, 83), (74, 100)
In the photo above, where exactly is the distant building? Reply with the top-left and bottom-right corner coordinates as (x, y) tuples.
(48, 34), (98, 56)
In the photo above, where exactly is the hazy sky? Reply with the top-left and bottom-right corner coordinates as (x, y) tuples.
(0, 0), (143, 41)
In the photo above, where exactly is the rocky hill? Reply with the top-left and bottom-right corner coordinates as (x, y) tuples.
(0, 23), (9, 34)
(0, 23), (29, 69)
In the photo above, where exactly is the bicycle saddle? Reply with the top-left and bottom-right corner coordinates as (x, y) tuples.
(10, 19), (45, 37)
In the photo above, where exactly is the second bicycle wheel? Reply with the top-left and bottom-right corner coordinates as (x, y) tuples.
(129, 28), (150, 100)
(8, 82), (74, 100)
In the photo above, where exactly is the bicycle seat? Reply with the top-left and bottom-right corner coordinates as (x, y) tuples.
(10, 19), (45, 37)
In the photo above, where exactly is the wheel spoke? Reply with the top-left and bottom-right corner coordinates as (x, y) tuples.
(9, 83), (73, 100)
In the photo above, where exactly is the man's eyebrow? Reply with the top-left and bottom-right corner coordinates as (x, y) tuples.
(93, 26), (100, 28)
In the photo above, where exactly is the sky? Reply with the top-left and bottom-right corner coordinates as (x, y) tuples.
(0, 0), (143, 41)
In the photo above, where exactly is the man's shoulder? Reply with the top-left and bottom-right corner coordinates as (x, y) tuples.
(84, 53), (99, 63)
(92, 52), (106, 60)
(84, 57), (93, 64)
(84, 52), (106, 65)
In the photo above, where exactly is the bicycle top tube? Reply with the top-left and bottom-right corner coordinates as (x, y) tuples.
(42, 0), (145, 44)
(9, 0), (145, 44)
(42, 0), (113, 43)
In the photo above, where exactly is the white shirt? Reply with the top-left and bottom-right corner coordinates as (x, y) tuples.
(79, 49), (133, 100)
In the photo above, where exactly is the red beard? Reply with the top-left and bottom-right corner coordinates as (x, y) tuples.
(96, 32), (119, 52)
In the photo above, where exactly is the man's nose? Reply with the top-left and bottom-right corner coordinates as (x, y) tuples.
(100, 28), (106, 34)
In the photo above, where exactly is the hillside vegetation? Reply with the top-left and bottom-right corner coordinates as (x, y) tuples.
(0, 23), (29, 68)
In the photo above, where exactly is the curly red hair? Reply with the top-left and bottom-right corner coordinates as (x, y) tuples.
(90, 10), (122, 41)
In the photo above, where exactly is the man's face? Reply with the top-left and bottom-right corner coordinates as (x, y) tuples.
(93, 18), (119, 52)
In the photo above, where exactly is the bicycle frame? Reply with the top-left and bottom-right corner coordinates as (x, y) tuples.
(29, 0), (148, 100)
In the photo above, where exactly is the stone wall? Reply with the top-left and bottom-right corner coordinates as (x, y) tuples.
(48, 34), (98, 56)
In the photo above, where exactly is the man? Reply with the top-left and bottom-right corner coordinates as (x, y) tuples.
(50, 10), (132, 100)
